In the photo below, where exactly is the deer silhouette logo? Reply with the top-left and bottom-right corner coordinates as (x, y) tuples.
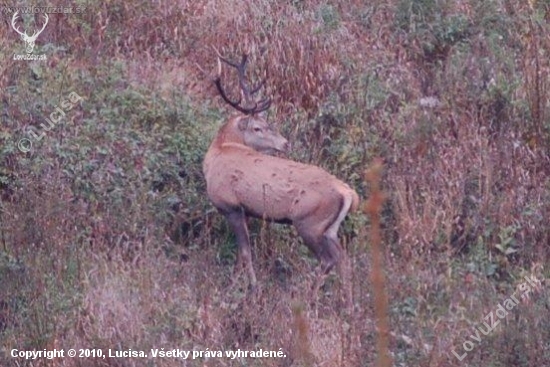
(11, 11), (49, 54)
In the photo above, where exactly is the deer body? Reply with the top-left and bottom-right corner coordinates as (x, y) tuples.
(203, 54), (359, 286)
(205, 119), (358, 223)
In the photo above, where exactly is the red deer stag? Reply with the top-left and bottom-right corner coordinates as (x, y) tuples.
(203, 54), (359, 287)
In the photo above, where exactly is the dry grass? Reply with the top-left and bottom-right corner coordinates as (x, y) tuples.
(1, 0), (549, 366)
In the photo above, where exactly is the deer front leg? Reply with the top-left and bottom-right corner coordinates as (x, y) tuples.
(224, 209), (257, 288)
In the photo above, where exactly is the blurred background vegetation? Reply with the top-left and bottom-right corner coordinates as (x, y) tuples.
(0, 0), (549, 366)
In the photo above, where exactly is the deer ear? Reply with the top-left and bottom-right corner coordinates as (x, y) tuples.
(237, 117), (249, 131)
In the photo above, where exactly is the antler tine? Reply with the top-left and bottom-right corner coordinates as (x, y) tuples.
(246, 63), (270, 112)
(249, 61), (268, 96)
(236, 54), (252, 105)
(215, 77), (271, 114)
(218, 53), (246, 70)
(214, 52), (243, 110)
(214, 78), (248, 114)
(217, 53), (254, 105)
(254, 98), (271, 113)
(249, 77), (267, 95)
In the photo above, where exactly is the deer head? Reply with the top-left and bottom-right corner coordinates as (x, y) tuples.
(213, 53), (287, 154)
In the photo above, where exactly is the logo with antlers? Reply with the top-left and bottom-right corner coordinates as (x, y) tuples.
(11, 11), (49, 54)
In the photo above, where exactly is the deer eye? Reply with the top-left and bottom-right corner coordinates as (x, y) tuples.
(253, 127), (262, 132)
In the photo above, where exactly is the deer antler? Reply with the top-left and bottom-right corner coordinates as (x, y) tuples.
(11, 11), (49, 40)
(214, 52), (271, 115)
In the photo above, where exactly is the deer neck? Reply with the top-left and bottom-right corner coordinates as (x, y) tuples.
(211, 118), (246, 149)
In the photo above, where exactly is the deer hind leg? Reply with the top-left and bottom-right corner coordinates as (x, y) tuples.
(295, 193), (352, 273)
(320, 191), (354, 273)
(323, 192), (354, 308)
(224, 209), (257, 288)
(294, 192), (354, 297)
